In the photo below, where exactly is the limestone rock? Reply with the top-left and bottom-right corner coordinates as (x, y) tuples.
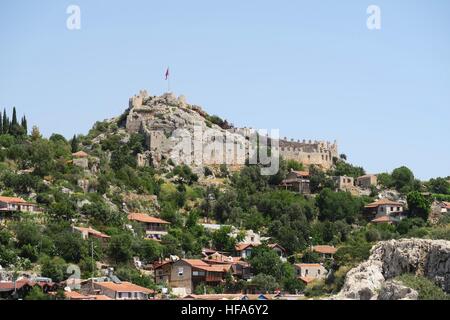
(378, 280), (418, 300)
(337, 239), (450, 300)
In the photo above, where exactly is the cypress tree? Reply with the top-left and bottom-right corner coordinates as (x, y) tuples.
(2, 109), (8, 134)
(12, 107), (18, 126)
(21, 116), (28, 134)
(71, 134), (78, 153)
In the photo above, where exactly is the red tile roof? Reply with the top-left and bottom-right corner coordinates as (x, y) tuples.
(292, 170), (310, 177)
(371, 215), (393, 223)
(295, 263), (323, 268)
(73, 226), (110, 239)
(181, 259), (231, 272)
(0, 196), (26, 204)
(235, 243), (255, 251)
(72, 151), (89, 158)
(95, 281), (154, 294)
(365, 199), (403, 208)
(312, 245), (337, 255)
(127, 213), (170, 224)
(299, 276), (317, 284)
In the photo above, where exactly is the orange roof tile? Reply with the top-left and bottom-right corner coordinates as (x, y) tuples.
(292, 171), (310, 177)
(295, 263), (323, 268)
(365, 198), (403, 208)
(72, 151), (89, 158)
(235, 243), (256, 251)
(127, 213), (170, 224)
(371, 216), (392, 223)
(312, 245), (337, 255)
(299, 276), (317, 284)
(73, 226), (110, 239)
(95, 281), (154, 294)
(0, 196), (26, 204)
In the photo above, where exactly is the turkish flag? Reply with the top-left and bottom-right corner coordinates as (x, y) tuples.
(165, 67), (169, 80)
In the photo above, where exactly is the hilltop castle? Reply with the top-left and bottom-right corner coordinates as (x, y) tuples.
(124, 90), (338, 170)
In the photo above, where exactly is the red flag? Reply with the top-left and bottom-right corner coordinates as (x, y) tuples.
(165, 67), (170, 80)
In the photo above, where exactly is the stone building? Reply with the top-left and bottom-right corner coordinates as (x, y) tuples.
(333, 176), (355, 191)
(357, 174), (378, 189)
(279, 170), (311, 194)
(123, 90), (338, 170)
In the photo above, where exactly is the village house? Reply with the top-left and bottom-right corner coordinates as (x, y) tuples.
(0, 279), (54, 299)
(72, 226), (110, 241)
(81, 279), (154, 300)
(154, 259), (231, 296)
(234, 243), (286, 261)
(294, 263), (327, 284)
(72, 150), (89, 169)
(202, 252), (253, 280)
(312, 245), (337, 260)
(357, 174), (378, 189)
(127, 213), (170, 240)
(268, 244), (287, 262)
(64, 290), (113, 300)
(0, 196), (41, 214)
(333, 176), (355, 191)
(279, 170), (311, 195)
(235, 243), (257, 259)
(441, 202), (450, 213)
(364, 198), (406, 224)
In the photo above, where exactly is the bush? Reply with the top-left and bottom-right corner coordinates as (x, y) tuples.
(396, 274), (450, 300)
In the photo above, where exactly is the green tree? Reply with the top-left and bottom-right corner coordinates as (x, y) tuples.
(407, 191), (431, 221)
(40, 256), (67, 283)
(316, 188), (363, 223)
(248, 246), (283, 279)
(428, 177), (450, 195)
(249, 274), (279, 293)
(108, 233), (133, 264)
(25, 286), (50, 300)
(392, 166), (415, 193)
(2, 109), (8, 134)
(71, 134), (78, 153)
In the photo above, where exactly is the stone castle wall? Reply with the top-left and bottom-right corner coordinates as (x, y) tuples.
(125, 91), (338, 170)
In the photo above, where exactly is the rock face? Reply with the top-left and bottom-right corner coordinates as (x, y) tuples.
(378, 280), (419, 300)
(337, 239), (450, 300)
(121, 90), (338, 170)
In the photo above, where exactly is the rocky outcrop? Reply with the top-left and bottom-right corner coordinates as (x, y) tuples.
(337, 239), (450, 300)
(378, 280), (418, 300)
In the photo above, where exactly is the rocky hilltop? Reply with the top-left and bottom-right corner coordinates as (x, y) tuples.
(118, 90), (338, 172)
(337, 239), (450, 300)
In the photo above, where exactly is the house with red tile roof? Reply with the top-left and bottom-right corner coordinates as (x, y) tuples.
(279, 169), (311, 195)
(234, 243), (286, 261)
(154, 258), (231, 296)
(81, 280), (154, 300)
(72, 226), (110, 240)
(364, 198), (406, 223)
(294, 263), (327, 284)
(312, 245), (337, 260)
(0, 279), (54, 299)
(127, 213), (170, 240)
(0, 196), (41, 214)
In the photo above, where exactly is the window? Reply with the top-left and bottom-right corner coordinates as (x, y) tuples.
(318, 270), (321, 275)
(305, 269), (309, 275)
(178, 267), (184, 277)
(193, 271), (205, 276)
(391, 207), (394, 211)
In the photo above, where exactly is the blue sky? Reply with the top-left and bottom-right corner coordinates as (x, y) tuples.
(1, 0), (449, 180)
